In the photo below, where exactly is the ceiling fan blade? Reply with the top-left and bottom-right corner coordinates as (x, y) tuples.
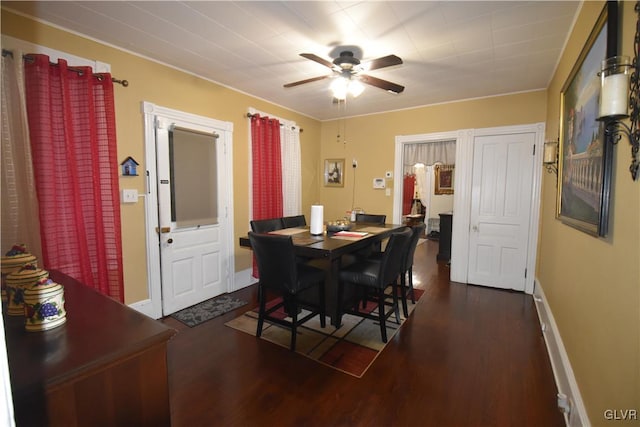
(300, 53), (335, 69)
(364, 54), (403, 71)
(283, 75), (330, 88)
(359, 74), (405, 94)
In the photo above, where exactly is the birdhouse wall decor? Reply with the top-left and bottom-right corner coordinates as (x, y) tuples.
(120, 156), (139, 176)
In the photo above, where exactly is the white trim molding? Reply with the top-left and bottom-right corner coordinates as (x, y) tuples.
(533, 280), (589, 427)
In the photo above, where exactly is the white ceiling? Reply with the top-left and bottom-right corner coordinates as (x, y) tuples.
(3, 1), (581, 121)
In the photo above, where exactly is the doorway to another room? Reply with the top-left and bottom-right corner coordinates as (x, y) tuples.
(393, 124), (544, 294)
(400, 139), (456, 242)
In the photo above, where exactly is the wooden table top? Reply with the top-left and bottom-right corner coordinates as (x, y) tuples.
(239, 223), (406, 259)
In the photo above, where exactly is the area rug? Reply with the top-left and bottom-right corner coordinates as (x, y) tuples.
(225, 289), (423, 378)
(171, 295), (248, 327)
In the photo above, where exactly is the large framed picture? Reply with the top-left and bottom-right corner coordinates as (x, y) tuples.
(324, 158), (344, 187)
(434, 164), (454, 195)
(558, 4), (614, 237)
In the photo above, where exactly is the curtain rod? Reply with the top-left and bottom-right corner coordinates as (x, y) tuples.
(246, 113), (303, 132)
(2, 49), (128, 87)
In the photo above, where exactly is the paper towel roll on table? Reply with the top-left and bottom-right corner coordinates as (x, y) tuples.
(310, 205), (324, 235)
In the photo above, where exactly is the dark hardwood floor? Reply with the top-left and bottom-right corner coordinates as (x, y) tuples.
(161, 239), (564, 427)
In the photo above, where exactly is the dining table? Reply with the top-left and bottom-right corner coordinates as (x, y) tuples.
(239, 222), (407, 327)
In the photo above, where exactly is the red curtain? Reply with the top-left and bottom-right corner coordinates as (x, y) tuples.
(251, 114), (282, 277)
(403, 174), (416, 215)
(251, 114), (283, 219)
(24, 54), (124, 302)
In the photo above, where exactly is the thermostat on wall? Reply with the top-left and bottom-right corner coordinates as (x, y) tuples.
(373, 178), (386, 189)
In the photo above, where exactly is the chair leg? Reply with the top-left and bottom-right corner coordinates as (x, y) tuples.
(290, 299), (298, 351)
(400, 272), (409, 318)
(318, 282), (326, 328)
(391, 281), (401, 323)
(256, 284), (266, 338)
(336, 280), (345, 327)
(408, 267), (416, 304)
(377, 288), (388, 343)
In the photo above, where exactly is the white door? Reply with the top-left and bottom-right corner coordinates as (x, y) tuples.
(156, 123), (227, 315)
(467, 132), (535, 291)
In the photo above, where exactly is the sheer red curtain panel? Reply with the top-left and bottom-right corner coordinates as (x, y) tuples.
(24, 54), (124, 302)
(251, 114), (283, 277)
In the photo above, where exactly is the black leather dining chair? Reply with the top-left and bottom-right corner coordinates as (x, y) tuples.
(337, 227), (412, 343)
(353, 213), (387, 259)
(250, 217), (284, 233)
(282, 215), (306, 228)
(355, 213), (386, 224)
(399, 222), (426, 317)
(248, 232), (326, 351)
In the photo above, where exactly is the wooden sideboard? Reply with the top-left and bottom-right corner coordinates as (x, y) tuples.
(4, 270), (176, 426)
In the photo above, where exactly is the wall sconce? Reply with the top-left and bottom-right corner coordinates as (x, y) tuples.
(596, 7), (640, 182)
(543, 140), (558, 175)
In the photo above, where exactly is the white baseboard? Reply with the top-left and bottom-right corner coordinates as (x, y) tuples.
(128, 298), (158, 319)
(232, 268), (257, 292)
(533, 280), (590, 427)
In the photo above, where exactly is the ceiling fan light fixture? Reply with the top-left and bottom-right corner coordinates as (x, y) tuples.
(330, 77), (349, 100)
(330, 76), (364, 99)
(349, 79), (364, 97)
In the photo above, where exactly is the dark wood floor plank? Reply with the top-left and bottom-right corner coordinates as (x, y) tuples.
(161, 240), (564, 427)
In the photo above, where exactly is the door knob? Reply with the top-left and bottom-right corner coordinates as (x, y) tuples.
(167, 238), (173, 244)
(472, 225), (479, 232)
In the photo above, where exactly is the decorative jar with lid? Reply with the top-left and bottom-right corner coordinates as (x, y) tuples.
(1, 244), (37, 303)
(6, 264), (48, 316)
(23, 277), (66, 331)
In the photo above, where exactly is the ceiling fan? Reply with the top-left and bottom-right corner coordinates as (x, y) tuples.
(283, 50), (404, 98)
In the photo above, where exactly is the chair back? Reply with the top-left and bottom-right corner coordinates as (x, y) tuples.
(250, 217), (285, 233)
(404, 223), (426, 270)
(248, 232), (299, 293)
(377, 227), (412, 286)
(282, 215), (306, 228)
(355, 213), (386, 224)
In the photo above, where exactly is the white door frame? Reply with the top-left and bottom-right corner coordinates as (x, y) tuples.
(393, 123), (544, 293)
(140, 101), (234, 319)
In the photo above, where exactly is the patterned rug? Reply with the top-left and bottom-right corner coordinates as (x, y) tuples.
(225, 288), (423, 378)
(171, 295), (248, 327)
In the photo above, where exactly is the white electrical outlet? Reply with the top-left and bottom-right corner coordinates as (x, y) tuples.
(122, 189), (138, 203)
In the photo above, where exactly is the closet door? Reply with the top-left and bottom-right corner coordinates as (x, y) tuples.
(467, 132), (535, 291)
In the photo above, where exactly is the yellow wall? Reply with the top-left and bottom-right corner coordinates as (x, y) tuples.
(540, 1), (640, 423)
(1, 10), (321, 303)
(318, 91), (547, 220)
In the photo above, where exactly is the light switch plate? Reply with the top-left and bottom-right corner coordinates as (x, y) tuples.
(122, 189), (138, 203)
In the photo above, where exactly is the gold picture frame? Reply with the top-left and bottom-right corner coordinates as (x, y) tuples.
(434, 164), (454, 195)
(324, 159), (345, 187)
(557, 3), (613, 237)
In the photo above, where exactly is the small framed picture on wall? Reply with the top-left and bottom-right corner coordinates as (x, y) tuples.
(434, 164), (454, 195)
(324, 159), (345, 187)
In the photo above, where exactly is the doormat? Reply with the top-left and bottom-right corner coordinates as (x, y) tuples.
(225, 289), (423, 378)
(171, 295), (248, 327)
